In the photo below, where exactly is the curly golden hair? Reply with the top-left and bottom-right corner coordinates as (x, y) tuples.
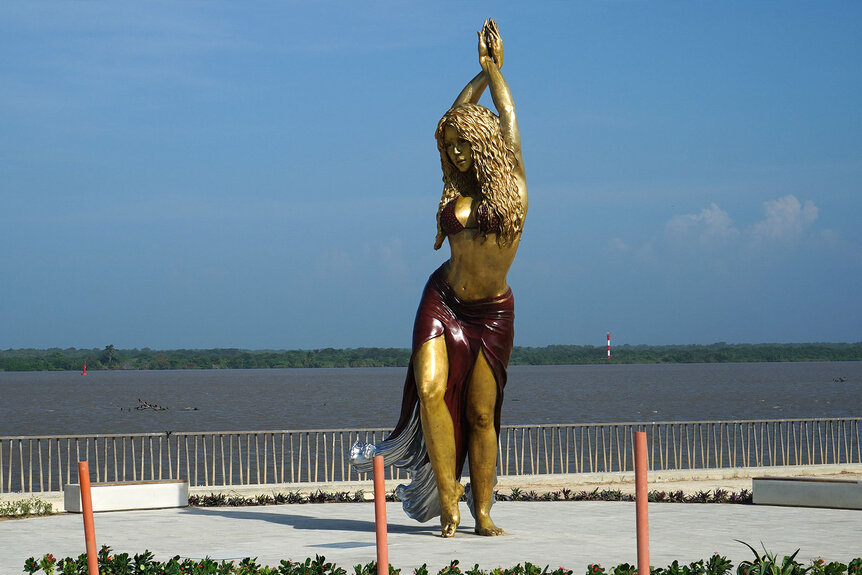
(433, 103), (524, 249)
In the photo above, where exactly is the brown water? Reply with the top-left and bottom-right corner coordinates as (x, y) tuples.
(1, 362), (860, 436)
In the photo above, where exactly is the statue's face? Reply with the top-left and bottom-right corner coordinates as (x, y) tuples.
(443, 125), (473, 173)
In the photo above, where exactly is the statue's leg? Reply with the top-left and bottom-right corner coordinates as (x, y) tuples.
(414, 335), (464, 537)
(465, 350), (504, 536)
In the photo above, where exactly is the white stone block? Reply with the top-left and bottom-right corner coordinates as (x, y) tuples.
(63, 480), (189, 512)
(753, 476), (862, 509)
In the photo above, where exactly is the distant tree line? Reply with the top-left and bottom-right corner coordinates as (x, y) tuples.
(510, 342), (862, 365)
(0, 346), (410, 371)
(1, 342), (861, 372)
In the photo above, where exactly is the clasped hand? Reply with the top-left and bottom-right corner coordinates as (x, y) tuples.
(478, 18), (503, 70)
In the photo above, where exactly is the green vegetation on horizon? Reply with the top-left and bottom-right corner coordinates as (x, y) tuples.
(1, 342), (861, 371)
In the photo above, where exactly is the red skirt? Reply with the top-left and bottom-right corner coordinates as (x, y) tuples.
(390, 263), (515, 479)
(350, 263), (515, 521)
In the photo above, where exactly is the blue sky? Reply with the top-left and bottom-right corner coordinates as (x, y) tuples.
(2, 2), (860, 350)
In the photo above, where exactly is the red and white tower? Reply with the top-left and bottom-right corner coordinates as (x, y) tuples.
(607, 332), (611, 359)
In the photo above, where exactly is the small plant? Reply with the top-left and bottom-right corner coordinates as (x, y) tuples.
(687, 491), (712, 504)
(439, 561), (463, 575)
(352, 560), (400, 575)
(706, 553), (733, 575)
(711, 490), (730, 504)
(810, 558), (848, 575)
(610, 564), (637, 575)
(55, 555), (85, 575)
(736, 541), (810, 575)
(729, 490), (754, 504)
(0, 495), (53, 518)
(39, 554), (57, 575)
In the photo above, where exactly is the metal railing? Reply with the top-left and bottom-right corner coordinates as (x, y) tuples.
(2, 417), (859, 494)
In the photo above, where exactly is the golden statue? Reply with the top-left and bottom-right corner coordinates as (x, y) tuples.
(352, 19), (526, 538)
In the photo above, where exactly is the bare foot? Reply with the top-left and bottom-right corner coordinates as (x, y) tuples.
(440, 482), (465, 537)
(474, 512), (505, 536)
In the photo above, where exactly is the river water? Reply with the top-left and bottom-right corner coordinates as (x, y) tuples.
(1, 362), (860, 437)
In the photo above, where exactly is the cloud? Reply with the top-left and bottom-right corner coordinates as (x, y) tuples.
(751, 195), (818, 242)
(663, 195), (818, 250)
(665, 202), (739, 245)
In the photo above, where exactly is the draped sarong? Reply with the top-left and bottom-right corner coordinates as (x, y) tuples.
(351, 263), (514, 522)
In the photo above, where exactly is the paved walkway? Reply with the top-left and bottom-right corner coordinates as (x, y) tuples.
(3, 499), (860, 573)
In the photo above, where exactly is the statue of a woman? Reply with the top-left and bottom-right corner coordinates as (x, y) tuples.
(352, 19), (526, 538)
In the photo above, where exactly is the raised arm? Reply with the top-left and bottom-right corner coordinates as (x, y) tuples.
(478, 20), (523, 174)
(453, 20), (503, 108)
(452, 70), (488, 108)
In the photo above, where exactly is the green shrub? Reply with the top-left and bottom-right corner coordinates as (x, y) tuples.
(187, 488), (752, 509)
(22, 547), (862, 575)
(736, 541), (810, 575)
(0, 496), (53, 518)
(652, 555), (732, 575)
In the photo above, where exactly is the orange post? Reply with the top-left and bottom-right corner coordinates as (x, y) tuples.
(372, 455), (389, 575)
(634, 431), (649, 575)
(77, 461), (99, 575)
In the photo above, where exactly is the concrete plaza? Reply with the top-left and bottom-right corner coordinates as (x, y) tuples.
(2, 497), (860, 574)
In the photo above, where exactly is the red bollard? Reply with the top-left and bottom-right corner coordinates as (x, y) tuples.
(634, 432), (649, 575)
(77, 461), (99, 575)
(372, 455), (389, 575)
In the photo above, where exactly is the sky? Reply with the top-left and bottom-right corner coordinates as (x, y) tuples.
(1, 2), (860, 350)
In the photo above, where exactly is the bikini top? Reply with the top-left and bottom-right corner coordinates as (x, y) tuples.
(440, 199), (501, 236)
